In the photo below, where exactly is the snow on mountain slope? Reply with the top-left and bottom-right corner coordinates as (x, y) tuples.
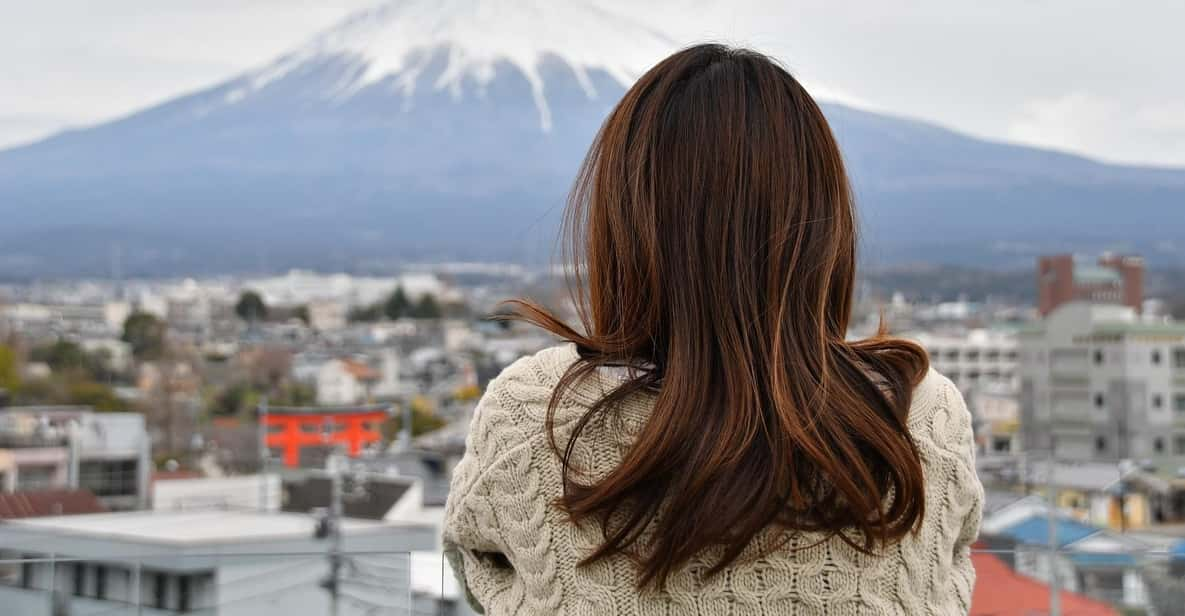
(226, 0), (673, 130)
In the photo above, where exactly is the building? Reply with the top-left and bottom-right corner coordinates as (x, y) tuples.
(0, 407), (151, 510)
(1018, 302), (1185, 464)
(0, 489), (106, 519)
(306, 299), (347, 331)
(153, 474), (282, 512)
(970, 550), (1119, 616)
(1038, 253), (1144, 316)
(0, 509), (437, 615)
(316, 358), (380, 405)
(995, 513), (1151, 609)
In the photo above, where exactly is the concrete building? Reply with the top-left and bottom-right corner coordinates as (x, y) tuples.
(315, 359), (380, 406)
(306, 299), (347, 332)
(1039, 254), (1144, 317)
(1018, 302), (1185, 465)
(0, 407), (151, 510)
(909, 328), (1020, 395)
(0, 509), (438, 615)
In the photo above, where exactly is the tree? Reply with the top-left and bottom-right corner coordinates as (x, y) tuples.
(294, 304), (310, 325)
(235, 290), (268, 322)
(410, 293), (442, 319)
(348, 303), (383, 323)
(384, 287), (411, 320)
(0, 343), (19, 392)
(383, 400), (448, 440)
(66, 381), (123, 412)
(122, 312), (166, 360)
(30, 340), (117, 382)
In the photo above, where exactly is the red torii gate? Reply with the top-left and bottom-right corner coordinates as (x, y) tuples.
(262, 405), (391, 467)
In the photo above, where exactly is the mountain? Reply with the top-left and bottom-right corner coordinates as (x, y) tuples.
(1, 0), (1183, 278)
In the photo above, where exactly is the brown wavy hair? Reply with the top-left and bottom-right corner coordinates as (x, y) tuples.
(506, 43), (930, 590)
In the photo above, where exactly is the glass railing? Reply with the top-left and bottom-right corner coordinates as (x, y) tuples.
(0, 550), (446, 615)
(3, 545), (1185, 614)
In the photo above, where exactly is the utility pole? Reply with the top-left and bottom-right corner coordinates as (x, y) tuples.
(1046, 451), (1060, 616)
(320, 446), (344, 616)
(258, 395), (269, 511)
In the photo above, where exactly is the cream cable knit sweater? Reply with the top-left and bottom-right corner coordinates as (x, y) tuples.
(443, 344), (983, 615)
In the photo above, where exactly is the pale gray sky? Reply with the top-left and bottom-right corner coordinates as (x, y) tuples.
(2, 0), (1183, 167)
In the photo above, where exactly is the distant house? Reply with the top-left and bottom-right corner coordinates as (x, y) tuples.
(998, 513), (1150, 609)
(0, 407), (151, 511)
(971, 550), (1119, 615)
(315, 358), (380, 405)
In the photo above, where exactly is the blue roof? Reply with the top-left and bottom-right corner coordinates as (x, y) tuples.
(1000, 515), (1099, 548)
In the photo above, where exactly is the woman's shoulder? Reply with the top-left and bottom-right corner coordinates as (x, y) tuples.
(906, 368), (975, 457)
(485, 343), (581, 405)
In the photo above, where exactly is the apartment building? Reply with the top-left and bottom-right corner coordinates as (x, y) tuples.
(0, 407), (151, 510)
(1018, 302), (1185, 464)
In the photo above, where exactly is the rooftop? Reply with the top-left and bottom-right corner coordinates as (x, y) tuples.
(0, 489), (106, 520)
(1, 509), (392, 545)
(1001, 515), (1100, 548)
(970, 551), (1118, 615)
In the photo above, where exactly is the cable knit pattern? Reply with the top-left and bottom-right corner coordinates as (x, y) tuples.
(443, 344), (983, 615)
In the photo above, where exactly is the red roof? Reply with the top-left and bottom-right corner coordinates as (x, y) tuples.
(0, 489), (107, 519)
(971, 551), (1119, 616)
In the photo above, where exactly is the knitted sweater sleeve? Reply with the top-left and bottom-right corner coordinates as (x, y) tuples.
(442, 357), (546, 614)
(934, 375), (985, 612)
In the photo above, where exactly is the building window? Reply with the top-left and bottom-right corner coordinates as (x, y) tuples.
(20, 558), (32, 590)
(1093, 350), (1104, 365)
(1153, 349), (1163, 365)
(1153, 394), (1164, 409)
(1176, 395), (1185, 413)
(1096, 436), (1107, 453)
(73, 563), (86, 596)
(1095, 393), (1105, 408)
(79, 459), (139, 498)
(1155, 437), (1165, 453)
(1006, 350), (1019, 362)
(1175, 347), (1185, 368)
(95, 565), (106, 600)
(17, 464), (58, 491)
(1175, 435), (1185, 455)
(154, 573), (167, 609)
(179, 575), (191, 613)
(966, 350), (980, 362)
(944, 350), (959, 362)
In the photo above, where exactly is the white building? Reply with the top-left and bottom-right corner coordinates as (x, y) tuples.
(1019, 302), (1185, 463)
(306, 300), (346, 332)
(907, 328), (1020, 394)
(0, 509), (437, 615)
(0, 407), (151, 510)
(153, 474), (282, 512)
(316, 359), (379, 406)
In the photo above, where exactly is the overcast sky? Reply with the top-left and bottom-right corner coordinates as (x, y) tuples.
(2, 0), (1183, 167)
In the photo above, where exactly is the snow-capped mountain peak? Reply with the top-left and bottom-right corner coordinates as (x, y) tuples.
(228, 0), (675, 130)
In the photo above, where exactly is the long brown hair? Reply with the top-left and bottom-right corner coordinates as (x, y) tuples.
(507, 43), (929, 590)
